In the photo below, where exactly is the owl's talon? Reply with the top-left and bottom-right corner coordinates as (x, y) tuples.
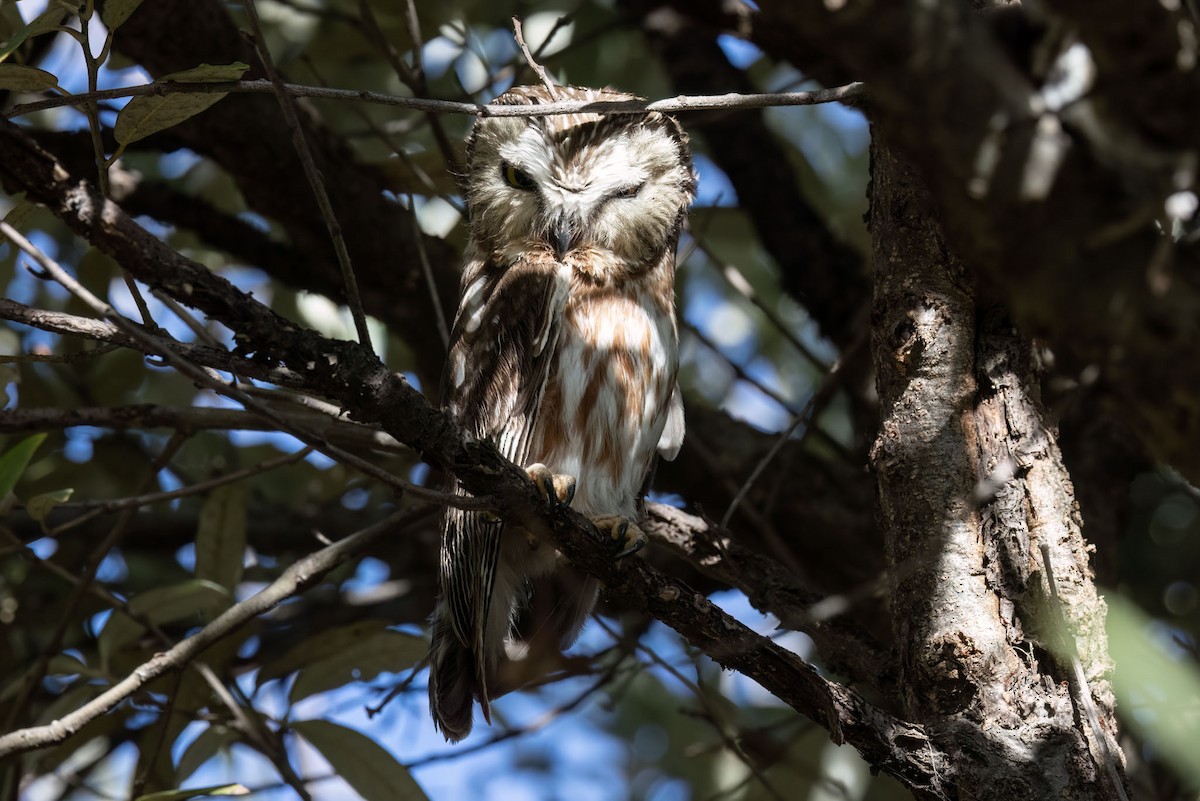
(553, 474), (576, 506)
(526, 463), (576, 508)
(590, 515), (647, 558)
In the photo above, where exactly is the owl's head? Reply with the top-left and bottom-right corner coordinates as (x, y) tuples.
(463, 86), (695, 281)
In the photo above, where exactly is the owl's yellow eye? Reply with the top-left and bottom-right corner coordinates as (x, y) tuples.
(501, 162), (536, 190)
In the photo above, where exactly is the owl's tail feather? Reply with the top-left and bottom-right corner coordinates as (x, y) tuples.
(428, 605), (492, 743)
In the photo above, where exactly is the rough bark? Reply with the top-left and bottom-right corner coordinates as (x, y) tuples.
(869, 139), (1126, 800)
(665, 0), (1200, 484)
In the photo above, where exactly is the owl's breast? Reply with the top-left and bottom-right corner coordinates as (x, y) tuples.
(533, 287), (678, 517)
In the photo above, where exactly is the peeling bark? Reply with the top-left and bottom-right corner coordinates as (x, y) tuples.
(869, 140), (1126, 800)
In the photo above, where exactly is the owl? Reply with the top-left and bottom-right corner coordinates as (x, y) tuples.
(428, 85), (694, 742)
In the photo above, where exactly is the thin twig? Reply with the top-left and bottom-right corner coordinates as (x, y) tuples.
(406, 653), (630, 767)
(4, 79), (868, 121)
(0, 404), (403, 454)
(717, 258), (831, 369)
(531, 12), (575, 62)
(683, 320), (799, 414)
(720, 331), (867, 527)
(410, 194), (450, 351)
(0, 221), (488, 511)
(76, 4), (156, 331)
(0, 343), (120, 364)
(150, 288), (224, 350)
(242, 0), (374, 354)
(0, 528), (163, 626)
(194, 663), (314, 801)
(0, 432), (187, 744)
(595, 617), (790, 801)
(294, 55), (453, 351)
(77, 2), (110, 199)
(683, 432), (805, 576)
(512, 17), (560, 99)
(0, 298), (306, 388)
(46, 446), (312, 536)
(401, 0), (425, 85)
(131, 671), (185, 799)
(0, 506), (421, 758)
(355, 0), (459, 172)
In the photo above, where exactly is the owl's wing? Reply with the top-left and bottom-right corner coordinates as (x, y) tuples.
(440, 251), (570, 660)
(657, 386), (685, 461)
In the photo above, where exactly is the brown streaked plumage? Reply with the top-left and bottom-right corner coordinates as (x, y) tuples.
(428, 85), (694, 742)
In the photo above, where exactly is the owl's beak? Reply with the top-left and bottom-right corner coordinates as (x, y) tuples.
(551, 228), (576, 260)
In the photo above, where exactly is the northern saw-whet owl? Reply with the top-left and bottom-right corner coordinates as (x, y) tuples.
(428, 85), (694, 742)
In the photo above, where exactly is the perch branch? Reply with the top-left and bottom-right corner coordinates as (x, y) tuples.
(4, 79), (866, 121)
(0, 117), (949, 798)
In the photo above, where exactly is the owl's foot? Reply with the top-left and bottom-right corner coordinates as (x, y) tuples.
(526, 463), (576, 508)
(590, 515), (647, 558)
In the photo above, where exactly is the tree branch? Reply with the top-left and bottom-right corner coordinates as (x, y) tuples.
(3, 78), (868, 122)
(627, 4), (868, 349)
(644, 503), (893, 692)
(0, 298), (305, 388)
(0, 506), (417, 759)
(110, 0), (457, 386)
(0, 114), (950, 798)
(666, 0), (1200, 483)
(0, 404), (404, 454)
(869, 140), (1125, 800)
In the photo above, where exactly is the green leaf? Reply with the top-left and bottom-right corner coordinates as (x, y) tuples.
(1107, 594), (1200, 789)
(258, 620), (423, 687)
(0, 5), (68, 63)
(0, 63), (58, 92)
(0, 4), (21, 54)
(46, 653), (89, 676)
(25, 4), (71, 38)
(289, 628), (426, 701)
(99, 579), (231, 671)
(195, 483), (246, 591)
(1, 200), (38, 245)
(176, 724), (238, 783)
(113, 62), (249, 153)
(0, 653), (100, 705)
(158, 62), (250, 84)
(27, 487), (73, 528)
(374, 149), (462, 197)
(34, 681), (102, 729)
(292, 720), (428, 801)
(0, 433), (46, 499)
(99, 0), (146, 32)
(134, 784), (248, 801)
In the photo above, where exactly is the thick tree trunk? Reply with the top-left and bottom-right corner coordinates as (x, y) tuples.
(868, 138), (1126, 800)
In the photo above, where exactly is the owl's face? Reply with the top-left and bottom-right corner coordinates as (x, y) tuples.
(464, 86), (694, 281)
